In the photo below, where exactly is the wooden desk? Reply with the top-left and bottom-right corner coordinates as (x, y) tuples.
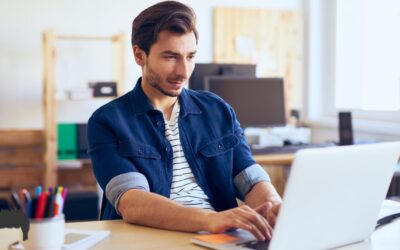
(253, 153), (294, 166)
(65, 219), (400, 250)
(66, 220), (203, 250)
(253, 153), (294, 196)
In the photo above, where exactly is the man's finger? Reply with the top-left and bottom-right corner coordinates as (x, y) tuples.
(254, 202), (268, 215)
(236, 206), (269, 240)
(272, 203), (281, 214)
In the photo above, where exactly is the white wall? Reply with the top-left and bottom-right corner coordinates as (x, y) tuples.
(0, 0), (301, 129)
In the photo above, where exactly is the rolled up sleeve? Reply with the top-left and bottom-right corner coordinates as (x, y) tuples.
(233, 164), (271, 200)
(106, 172), (149, 215)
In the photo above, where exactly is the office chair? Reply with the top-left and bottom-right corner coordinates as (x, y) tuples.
(99, 193), (107, 220)
(63, 190), (99, 222)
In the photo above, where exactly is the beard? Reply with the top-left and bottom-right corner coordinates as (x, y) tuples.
(144, 64), (183, 98)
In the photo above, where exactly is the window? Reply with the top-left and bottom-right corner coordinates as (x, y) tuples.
(307, 0), (400, 126)
(335, 0), (400, 113)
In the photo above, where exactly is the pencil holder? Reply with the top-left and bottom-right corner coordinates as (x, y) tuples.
(23, 214), (65, 250)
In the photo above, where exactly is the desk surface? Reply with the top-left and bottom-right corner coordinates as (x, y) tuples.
(66, 218), (400, 250)
(66, 220), (202, 250)
(253, 153), (294, 165)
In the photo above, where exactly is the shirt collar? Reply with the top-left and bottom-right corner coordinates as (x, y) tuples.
(165, 100), (180, 123)
(178, 85), (202, 117)
(129, 78), (155, 115)
(129, 77), (202, 117)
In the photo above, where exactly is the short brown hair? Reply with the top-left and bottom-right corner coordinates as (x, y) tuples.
(131, 1), (198, 54)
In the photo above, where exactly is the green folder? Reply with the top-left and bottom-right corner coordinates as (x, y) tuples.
(57, 123), (78, 160)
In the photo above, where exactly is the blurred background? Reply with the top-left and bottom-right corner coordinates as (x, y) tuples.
(0, 0), (399, 220)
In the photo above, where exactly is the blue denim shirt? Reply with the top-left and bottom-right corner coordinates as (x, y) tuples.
(88, 78), (270, 220)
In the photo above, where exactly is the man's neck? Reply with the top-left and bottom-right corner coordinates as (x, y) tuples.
(141, 81), (177, 120)
(153, 97), (177, 121)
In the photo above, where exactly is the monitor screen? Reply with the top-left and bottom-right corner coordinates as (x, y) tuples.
(203, 76), (286, 128)
(189, 63), (256, 90)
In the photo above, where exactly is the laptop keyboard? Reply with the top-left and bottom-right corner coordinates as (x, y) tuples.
(251, 142), (336, 155)
(236, 240), (270, 250)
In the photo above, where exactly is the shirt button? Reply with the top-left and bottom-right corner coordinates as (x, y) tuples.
(157, 121), (162, 127)
(218, 144), (224, 150)
(165, 147), (170, 152)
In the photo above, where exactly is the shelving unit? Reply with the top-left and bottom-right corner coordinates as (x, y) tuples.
(0, 30), (125, 204)
(42, 29), (126, 189)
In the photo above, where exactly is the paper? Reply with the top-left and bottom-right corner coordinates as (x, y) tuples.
(62, 228), (110, 249)
(378, 199), (400, 220)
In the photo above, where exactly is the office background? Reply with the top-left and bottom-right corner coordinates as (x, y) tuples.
(0, 0), (399, 217)
(1, 0), (399, 142)
(0, 0), (300, 128)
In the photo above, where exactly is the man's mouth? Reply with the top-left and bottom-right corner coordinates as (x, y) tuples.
(167, 80), (184, 89)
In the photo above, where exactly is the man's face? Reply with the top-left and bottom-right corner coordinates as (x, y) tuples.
(139, 30), (197, 97)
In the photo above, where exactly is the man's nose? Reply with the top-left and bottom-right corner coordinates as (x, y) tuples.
(175, 59), (191, 79)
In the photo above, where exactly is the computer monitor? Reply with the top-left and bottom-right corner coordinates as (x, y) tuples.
(203, 76), (286, 128)
(189, 63), (256, 90)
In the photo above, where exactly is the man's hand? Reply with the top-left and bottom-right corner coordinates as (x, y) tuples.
(205, 205), (273, 241)
(244, 181), (282, 227)
(255, 201), (281, 227)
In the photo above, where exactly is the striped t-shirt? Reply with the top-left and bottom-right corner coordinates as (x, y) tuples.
(164, 101), (214, 210)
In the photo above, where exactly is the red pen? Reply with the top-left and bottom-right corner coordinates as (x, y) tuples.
(35, 192), (49, 219)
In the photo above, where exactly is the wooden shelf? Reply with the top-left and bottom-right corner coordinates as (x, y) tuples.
(40, 30), (125, 190)
(0, 30), (125, 198)
(58, 160), (97, 189)
(0, 30), (125, 194)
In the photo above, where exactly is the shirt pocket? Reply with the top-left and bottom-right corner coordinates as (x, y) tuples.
(118, 140), (161, 159)
(198, 134), (239, 157)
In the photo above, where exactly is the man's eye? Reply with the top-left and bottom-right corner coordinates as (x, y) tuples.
(165, 55), (176, 60)
(187, 55), (195, 60)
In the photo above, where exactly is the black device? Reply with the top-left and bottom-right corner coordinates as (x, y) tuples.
(189, 63), (256, 90)
(290, 109), (300, 127)
(203, 76), (286, 128)
(92, 82), (117, 97)
(338, 111), (354, 145)
(376, 213), (400, 229)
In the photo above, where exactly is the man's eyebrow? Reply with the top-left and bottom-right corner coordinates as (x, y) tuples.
(161, 50), (197, 56)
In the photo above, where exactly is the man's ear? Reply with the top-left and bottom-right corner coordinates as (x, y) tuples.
(133, 45), (146, 66)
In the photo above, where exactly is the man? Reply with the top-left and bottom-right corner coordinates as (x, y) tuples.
(88, 1), (281, 241)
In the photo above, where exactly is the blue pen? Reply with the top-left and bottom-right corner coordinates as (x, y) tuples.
(35, 185), (42, 197)
(26, 201), (32, 218)
(21, 189), (32, 218)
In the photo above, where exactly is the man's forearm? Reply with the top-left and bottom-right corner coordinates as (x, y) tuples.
(244, 181), (282, 208)
(118, 189), (214, 232)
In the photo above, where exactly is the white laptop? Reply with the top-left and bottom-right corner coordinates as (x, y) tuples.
(191, 142), (400, 250)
